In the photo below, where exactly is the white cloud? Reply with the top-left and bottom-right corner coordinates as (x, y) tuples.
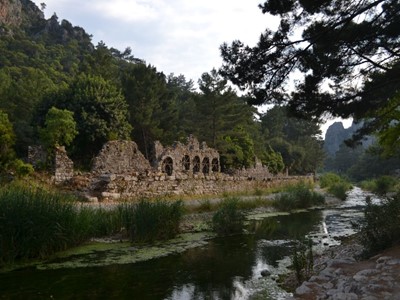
(31, 0), (277, 82)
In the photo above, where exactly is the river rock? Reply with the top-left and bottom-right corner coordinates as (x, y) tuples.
(260, 269), (271, 277)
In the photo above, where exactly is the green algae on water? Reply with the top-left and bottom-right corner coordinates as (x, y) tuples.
(36, 232), (215, 270)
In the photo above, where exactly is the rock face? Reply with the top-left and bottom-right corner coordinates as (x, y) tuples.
(0, 0), (43, 29)
(323, 121), (374, 156)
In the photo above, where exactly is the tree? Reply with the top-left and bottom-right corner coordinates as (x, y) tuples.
(0, 110), (16, 171)
(37, 75), (132, 162)
(121, 64), (174, 158)
(220, 0), (400, 132)
(39, 107), (78, 148)
(260, 106), (324, 173)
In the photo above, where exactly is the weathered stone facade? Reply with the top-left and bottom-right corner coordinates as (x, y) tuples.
(47, 137), (309, 201)
(54, 146), (74, 184)
(91, 140), (151, 174)
(151, 135), (220, 176)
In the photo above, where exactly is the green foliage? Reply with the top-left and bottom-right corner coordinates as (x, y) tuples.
(291, 239), (314, 284)
(261, 145), (285, 174)
(212, 197), (245, 235)
(320, 172), (352, 200)
(375, 93), (400, 156)
(220, 0), (400, 143)
(272, 182), (325, 211)
(39, 107), (78, 148)
(38, 74), (132, 162)
(0, 184), (137, 265)
(359, 193), (400, 256)
(0, 110), (16, 171)
(11, 159), (34, 178)
(361, 176), (399, 196)
(260, 106), (324, 174)
(130, 199), (184, 243)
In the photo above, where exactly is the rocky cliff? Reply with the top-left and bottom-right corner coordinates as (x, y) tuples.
(0, 0), (43, 29)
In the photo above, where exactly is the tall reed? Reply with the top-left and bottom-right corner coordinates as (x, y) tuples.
(0, 185), (134, 265)
(130, 199), (184, 243)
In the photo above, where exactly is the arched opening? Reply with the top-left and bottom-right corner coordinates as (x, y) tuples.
(202, 157), (210, 174)
(182, 155), (190, 171)
(162, 157), (174, 176)
(211, 158), (219, 172)
(193, 156), (200, 173)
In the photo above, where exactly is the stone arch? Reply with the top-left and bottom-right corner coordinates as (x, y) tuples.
(182, 155), (190, 171)
(202, 157), (210, 174)
(162, 156), (174, 176)
(211, 158), (219, 172)
(193, 156), (200, 173)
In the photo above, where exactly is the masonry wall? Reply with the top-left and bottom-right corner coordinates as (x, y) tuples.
(48, 138), (312, 201)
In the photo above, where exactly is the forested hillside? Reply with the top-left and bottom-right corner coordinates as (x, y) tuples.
(0, 0), (324, 174)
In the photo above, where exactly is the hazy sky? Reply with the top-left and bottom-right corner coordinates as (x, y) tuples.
(32, 0), (278, 84)
(31, 0), (351, 134)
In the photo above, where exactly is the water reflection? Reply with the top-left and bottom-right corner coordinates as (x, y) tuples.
(0, 188), (375, 300)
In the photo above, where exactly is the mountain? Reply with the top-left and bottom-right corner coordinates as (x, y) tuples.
(324, 121), (374, 155)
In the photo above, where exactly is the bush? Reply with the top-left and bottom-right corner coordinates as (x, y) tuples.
(359, 193), (400, 256)
(272, 183), (325, 211)
(328, 182), (351, 201)
(212, 197), (245, 235)
(374, 176), (398, 195)
(131, 199), (183, 243)
(291, 239), (314, 284)
(319, 173), (343, 189)
(319, 172), (352, 200)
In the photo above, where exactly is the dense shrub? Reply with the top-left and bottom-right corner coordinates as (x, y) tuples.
(374, 176), (398, 195)
(359, 193), (400, 256)
(319, 173), (343, 188)
(212, 197), (245, 235)
(272, 183), (325, 211)
(131, 199), (183, 243)
(319, 172), (352, 200)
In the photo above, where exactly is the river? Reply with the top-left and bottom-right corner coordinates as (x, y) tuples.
(0, 187), (378, 299)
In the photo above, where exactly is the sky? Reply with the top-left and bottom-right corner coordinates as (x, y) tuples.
(31, 0), (351, 136)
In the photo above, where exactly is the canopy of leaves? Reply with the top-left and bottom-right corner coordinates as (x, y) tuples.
(39, 107), (77, 148)
(0, 110), (16, 171)
(220, 0), (400, 133)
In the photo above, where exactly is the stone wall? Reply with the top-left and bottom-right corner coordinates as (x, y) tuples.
(91, 140), (151, 174)
(152, 135), (220, 176)
(48, 137), (311, 201)
(54, 146), (74, 184)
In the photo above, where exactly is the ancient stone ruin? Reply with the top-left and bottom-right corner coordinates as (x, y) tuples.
(34, 136), (303, 201)
(151, 135), (220, 177)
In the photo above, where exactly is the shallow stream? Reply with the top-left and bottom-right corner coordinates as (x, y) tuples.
(0, 187), (378, 299)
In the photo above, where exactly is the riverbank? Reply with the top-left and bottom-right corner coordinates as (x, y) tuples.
(287, 234), (400, 299)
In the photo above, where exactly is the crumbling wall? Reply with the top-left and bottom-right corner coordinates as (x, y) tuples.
(152, 135), (220, 176)
(27, 145), (47, 168)
(54, 146), (74, 184)
(91, 140), (151, 174)
(46, 137), (301, 201)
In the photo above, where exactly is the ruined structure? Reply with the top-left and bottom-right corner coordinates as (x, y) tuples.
(54, 146), (74, 184)
(152, 135), (220, 177)
(43, 136), (305, 201)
